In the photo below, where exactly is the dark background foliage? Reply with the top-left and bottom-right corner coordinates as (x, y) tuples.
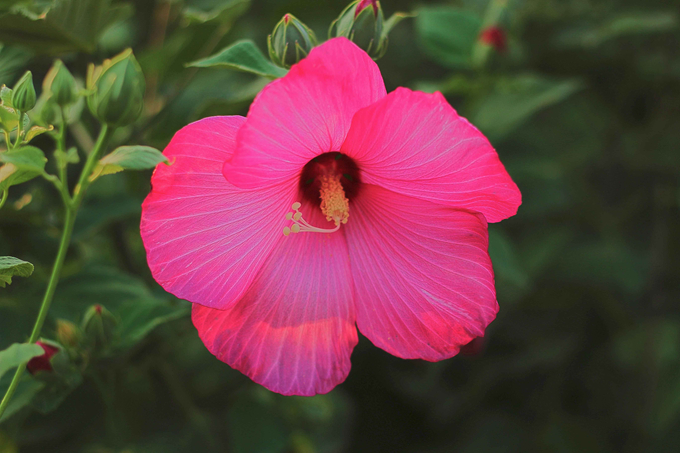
(1, 0), (679, 451)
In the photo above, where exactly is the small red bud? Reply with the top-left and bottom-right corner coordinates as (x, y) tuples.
(95, 304), (103, 314)
(26, 341), (60, 374)
(479, 26), (508, 53)
(356, 0), (378, 17)
(284, 14), (290, 24)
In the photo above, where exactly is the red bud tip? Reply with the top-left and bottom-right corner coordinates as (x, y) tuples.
(480, 26), (507, 53)
(284, 14), (290, 24)
(356, 0), (378, 17)
(95, 304), (103, 314)
(26, 341), (60, 374)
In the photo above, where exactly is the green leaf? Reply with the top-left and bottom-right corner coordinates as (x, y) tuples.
(73, 196), (141, 239)
(182, 0), (250, 25)
(469, 75), (584, 141)
(0, 256), (34, 288)
(113, 298), (189, 351)
(0, 377), (44, 423)
(54, 146), (80, 170)
(188, 40), (288, 79)
(556, 12), (678, 48)
(382, 11), (415, 39)
(90, 145), (168, 181)
(0, 146), (47, 174)
(23, 124), (54, 143)
(0, 0), (119, 54)
(29, 351), (83, 414)
(0, 44), (32, 87)
(415, 6), (482, 69)
(0, 343), (43, 380)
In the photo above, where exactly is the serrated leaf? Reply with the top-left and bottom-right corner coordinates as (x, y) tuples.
(89, 145), (168, 181)
(0, 256), (34, 288)
(416, 6), (482, 69)
(0, 343), (43, 380)
(188, 40), (288, 79)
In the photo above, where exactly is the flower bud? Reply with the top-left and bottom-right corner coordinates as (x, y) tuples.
(87, 49), (145, 127)
(56, 319), (80, 348)
(268, 14), (317, 68)
(11, 71), (36, 112)
(43, 60), (78, 107)
(26, 341), (61, 374)
(329, 0), (386, 59)
(81, 304), (118, 350)
(479, 26), (508, 54)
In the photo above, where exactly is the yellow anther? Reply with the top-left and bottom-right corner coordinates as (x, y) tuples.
(286, 212), (293, 220)
(319, 174), (349, 226)
(283, 226), (291, 236)
(293, 212), (302, 221)
(291, 224), (301, 233)
(292, 202), (301, 210)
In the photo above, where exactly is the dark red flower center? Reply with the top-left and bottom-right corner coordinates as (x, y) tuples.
(298, 152), (361, 204)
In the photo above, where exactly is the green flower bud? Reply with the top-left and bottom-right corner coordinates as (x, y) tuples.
(268, 14), (317, 68)
(43, 60), (78, 107)
(87, 49), (145, 127)
(11, 71), (37, 112)
(329, 0), (386, 59)
(81, 304), (118, 350)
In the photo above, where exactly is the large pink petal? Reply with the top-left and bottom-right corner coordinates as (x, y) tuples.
(141, 116), (296, 310)
(192, 201), (357, 396)
(341, 87), (521, 223)
(345, 184), (498, 361)
(224, 37), (386, 189)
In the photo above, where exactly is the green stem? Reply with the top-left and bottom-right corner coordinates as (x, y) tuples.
(58, 108), (69, 186)
(14, 110), (23, 148)
(0, 124), (113, 420)
(0, 189), (7, 210)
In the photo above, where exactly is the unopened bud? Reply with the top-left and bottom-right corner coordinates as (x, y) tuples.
(479, 26), (508, 53)
(11, 71), (36, 112)
(26, 341), (61, 374)
(56, 319), (80, 348)
(268, 14), (317, 68)
(43, 60), (78, 107)
(330, 0), (386, 59)
(87, 49), (145, 127)
(82, 304), (118, 350)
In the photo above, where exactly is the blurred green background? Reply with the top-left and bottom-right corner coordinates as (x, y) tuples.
(1, 0), (679, 451)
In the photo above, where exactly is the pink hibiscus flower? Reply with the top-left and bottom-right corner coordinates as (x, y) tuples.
(141, 38), (520, 396)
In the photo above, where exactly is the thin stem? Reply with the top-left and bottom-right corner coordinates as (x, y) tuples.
(0, 124), (113, 420)
(14, 110), (23, 148)
(0, 189), (7, 210)
(58, 108), (68, 185)
(3, 130), (11, 150)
